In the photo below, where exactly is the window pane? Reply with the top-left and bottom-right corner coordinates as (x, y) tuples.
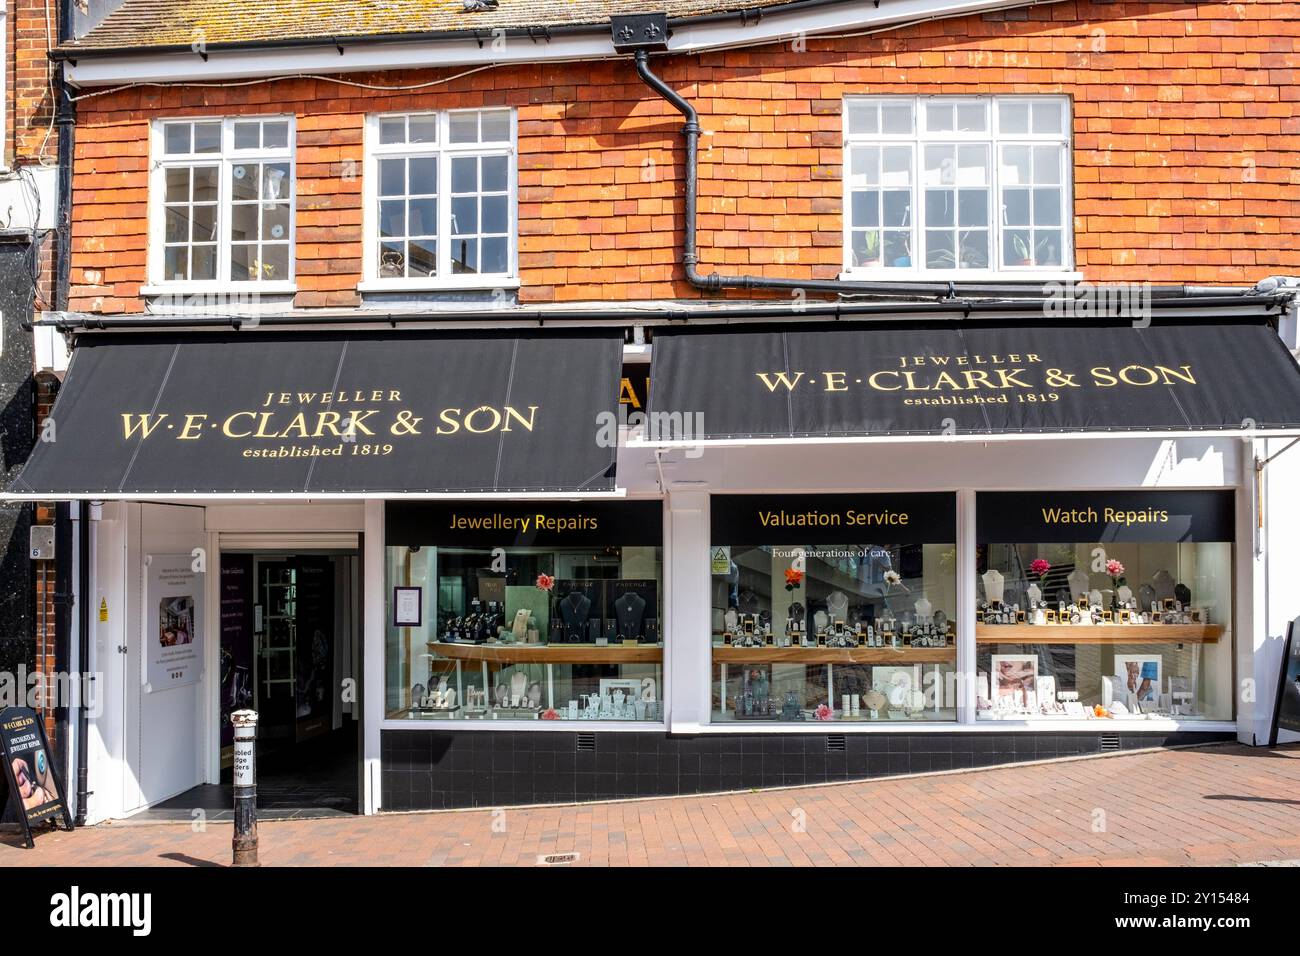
(192, 244), (217, 280)
(848, 146), (879, 187)
(850, 190), (878, 228)
(407, 239), (437, 277)
(851, 230), (883, 266)
(451, 236), (478, 273)
(926, 102), (954, 132)
(164, 124), (191, 155)
(230, 243), (252, 281)
(881, 146), (910, 186)
(409, 115), (438, 144)
(883, 231), (911, 267)
(448, 112), (478, 144)
(193, 123), (221, 153)
(844, 100), (878, 136)
(958, 189), (988, 227)
(407, 198), (437, 236)
(165, 168), (190, 203)
(378, 241), (405, 277)
(264, 203), (291, 241)
(1033, 145), (1062, 184)
(998, 101), (1030, 135)
(192, 204), (217, 242)
(924, 189), (954, 227)
(1033, 187), (1062, 226)
(1004, 228), (1032, 266)
(481, 155), (508, 192)
(263, 122), (289, 150)
(959, 230), (989, 269)
(379, 117), (406, 145)
(956, 101), (987, 132)
(408, 157), (438, 196)
(924, 145), (954, 186)
(259, 243), (289, 281)
(957, 144), (988, 185)
(1002, 188), (1031, 226)
(480, 110), (511, 142)
(231, 204), (258, 243)
(192, 167), (218, 202)
(925, 229), (954, 269)
(379, 200), (405, 238)
(1031, 100), (1064, 135)
(378, 159), (405, 197)
(480, 236), (508, 274)
(164, 245), (188, 281)
(1001, 145), (1032, 186)
(881, 101), (913, 134)
(451, 156), (477, 193)
(882, 190), (910, 228)
(231, 163), (258, 201)
(233, 122), (260, 149)
(451, 196), (478, 235)
(481, 194), (508, 234)
(262, 163), (291, 201)
(1034, 229), (1063, 266)
(165, 208), (188, 243)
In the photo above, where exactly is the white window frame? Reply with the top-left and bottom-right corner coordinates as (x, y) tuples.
(359, 108), (519, 292)
(841, 96), (1078, 281)
(145, 115), (297, 294)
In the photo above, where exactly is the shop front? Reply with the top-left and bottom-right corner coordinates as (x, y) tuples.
(8, 311), (1300, 815)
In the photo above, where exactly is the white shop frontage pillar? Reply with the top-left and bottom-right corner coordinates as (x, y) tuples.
(666, 490), (710, 734)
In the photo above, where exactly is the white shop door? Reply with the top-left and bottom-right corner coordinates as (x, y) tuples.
(123, 502), (208, 813)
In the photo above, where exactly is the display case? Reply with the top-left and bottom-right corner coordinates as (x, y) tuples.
(709, 494), (958, 722)
(974, 490), (1235, 721)
(384, 501), (664, 722)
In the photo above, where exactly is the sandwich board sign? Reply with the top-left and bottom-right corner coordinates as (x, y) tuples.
(1, 706), (74, 847)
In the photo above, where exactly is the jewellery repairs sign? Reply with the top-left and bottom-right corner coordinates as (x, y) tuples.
(0, 706), (74, 848)
(1271, 617), (1300, 743)
(145, 553), (205, 691)
(648, 322), (1300, 439)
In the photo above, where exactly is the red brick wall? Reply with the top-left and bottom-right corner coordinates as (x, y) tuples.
(10, 0), (56, 164)
(68, 0), (1300, 313)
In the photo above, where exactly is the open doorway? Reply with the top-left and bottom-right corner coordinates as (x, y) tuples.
(217, 550), (361, 813)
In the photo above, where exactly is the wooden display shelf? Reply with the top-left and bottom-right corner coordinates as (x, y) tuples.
(975, 623), (1223, 645)
(427, 641), (663, 664)
(712, 644), (956, 665)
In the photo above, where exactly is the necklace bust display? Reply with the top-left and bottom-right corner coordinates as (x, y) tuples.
(1067, 568), (1090, 601)
(614, 591), (647, 639)
(825, 590), (849, 621)
(981, 569), (1005, 604)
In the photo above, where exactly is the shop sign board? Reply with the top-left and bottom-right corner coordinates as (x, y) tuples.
(1272, 617), (1300, 742)
(0, 706), (74, 848)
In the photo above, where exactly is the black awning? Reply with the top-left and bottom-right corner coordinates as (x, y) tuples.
(11, 330), (623, 496)
(647, 319), (1300, 440)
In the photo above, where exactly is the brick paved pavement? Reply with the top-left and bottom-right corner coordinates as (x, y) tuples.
(3, 743), (1298, 867)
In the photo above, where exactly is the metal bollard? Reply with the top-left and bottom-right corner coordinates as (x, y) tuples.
(230, 709), (259, 867)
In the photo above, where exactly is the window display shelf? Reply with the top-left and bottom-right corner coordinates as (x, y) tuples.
(712, 644), (956, 665)
(427, 641), (664, 664)
(975, 624), (1223, 645)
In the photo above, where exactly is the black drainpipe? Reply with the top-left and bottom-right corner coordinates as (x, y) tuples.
(630, 47), (1228, 302)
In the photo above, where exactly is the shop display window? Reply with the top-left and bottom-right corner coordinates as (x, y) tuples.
(710, 494), (957, 722)
(975, 491), (1234, 721)
(385, 502), (663, 722)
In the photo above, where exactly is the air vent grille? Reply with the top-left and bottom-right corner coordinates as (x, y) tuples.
(576, 733), (597, 752)
(826, 734), (847, 753)
(1100, 734), (1121, 752)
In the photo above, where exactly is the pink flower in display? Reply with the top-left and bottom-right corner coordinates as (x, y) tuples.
(1105, 559), (1125, 578)
(536, 574), (555, 592)
(1029, 558), (1051, 580)
(541, 708), (560, 720)
(814, 703), (833, 721)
